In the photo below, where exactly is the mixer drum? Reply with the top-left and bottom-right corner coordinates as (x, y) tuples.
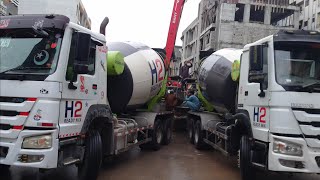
(198, 49), (242, 113)
(107, 41), (165, 113)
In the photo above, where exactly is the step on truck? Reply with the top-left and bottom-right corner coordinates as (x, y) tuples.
(0, 14), (173, 180)
(187, 30), (320, 179)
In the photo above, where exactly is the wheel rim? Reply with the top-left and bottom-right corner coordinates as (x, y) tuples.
(156, 127), (162, 144)
(167, 127), (172, 140)
(188, 126), (193, 139)
(194, 125), (199, 144)
(237, 150), (241, 168)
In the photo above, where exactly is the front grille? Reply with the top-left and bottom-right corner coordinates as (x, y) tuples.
(0, 146), (9, 158)
(0, 110), (19, 116)
(298, 121), (320, 128)
(0, 124), (11, 130)
(316, 157), (320, 168)
(292, 108), (320, 114)
(0, 97), (26, 103)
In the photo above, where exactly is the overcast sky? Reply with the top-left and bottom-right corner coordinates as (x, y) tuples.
(82, 0), (201, 48)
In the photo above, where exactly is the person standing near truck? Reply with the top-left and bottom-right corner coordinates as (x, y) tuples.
(165, 89), (178, 111)
(179, 61), (193, 91)
(182, 89), (200, 111)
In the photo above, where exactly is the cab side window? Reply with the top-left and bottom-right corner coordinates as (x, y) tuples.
(87, 43), (96, 75)
(66, 33), (96, 81)
(248, 45), (268, 90)
(262, 46), (268, 90)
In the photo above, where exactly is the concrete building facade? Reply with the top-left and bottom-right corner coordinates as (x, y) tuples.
(0, 0), (7, 16)
(0, 0), (18, 16)
(180, 18), (200, 75)
(294, 0), (320, 30)
(18, 0), (91, 29)
(181, 0), (301, 76)
(169, 46), (183, 76)
(199, 0), (300, 51)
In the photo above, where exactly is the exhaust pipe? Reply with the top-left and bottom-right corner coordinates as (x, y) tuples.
(100, 17), (109, 35)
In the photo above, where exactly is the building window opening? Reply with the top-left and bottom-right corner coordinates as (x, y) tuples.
(235, 4), (245, 22)
(249, 5), (265, 23)
(271, 9), (295, 27)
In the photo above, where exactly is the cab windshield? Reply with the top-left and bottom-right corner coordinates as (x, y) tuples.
(274, 42), (320, 92)
(0, 28), (63, 77)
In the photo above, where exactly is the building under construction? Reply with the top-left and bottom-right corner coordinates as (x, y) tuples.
(181, 0), (300, 74)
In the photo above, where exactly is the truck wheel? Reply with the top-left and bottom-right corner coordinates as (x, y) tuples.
(188, 119), (194, 144)
(239, 135), (254, 180)
(194, 120), (205, 150)
(161, 119), (173, 145)
(138, 132), (150, 150)
(150, 120), (163, 151)
(78, 130), (102, 180)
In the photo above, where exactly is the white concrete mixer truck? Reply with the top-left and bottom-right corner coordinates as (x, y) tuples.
(0, 14), (173, 180)
(187, 30), (320, 179)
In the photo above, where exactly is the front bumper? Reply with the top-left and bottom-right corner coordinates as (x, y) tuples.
(0, 129), (59, 169)
(268, 134), (320, 173)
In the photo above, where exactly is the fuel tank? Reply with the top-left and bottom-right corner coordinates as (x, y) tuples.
(198, 48), (242, 113)
(107, 41), (165, 113)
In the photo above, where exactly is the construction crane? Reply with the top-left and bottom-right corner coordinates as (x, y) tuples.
(164, 0), (186, 70)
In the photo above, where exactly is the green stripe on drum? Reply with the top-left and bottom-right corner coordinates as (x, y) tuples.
(231, 60), (240, 82)
(107, 51), (125, 76)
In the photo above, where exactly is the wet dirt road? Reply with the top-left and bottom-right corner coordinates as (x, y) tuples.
(3, 132), (319, 180)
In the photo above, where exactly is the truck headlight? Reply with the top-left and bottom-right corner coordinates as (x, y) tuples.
(273, 138), (303, 157)
(22, 135), (52, 149)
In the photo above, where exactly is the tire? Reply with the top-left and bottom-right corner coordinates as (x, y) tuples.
(239, 135), (254, 180)
(78, 130), (102, 180)
(138, 131), (149, 150)
(194, 120), (205, 150)
(0, 164), (10, 172)
(150, 120), (163, 151)
(0, 164), (10, 179)
(161, 119), (173, 145)
(188, 119), (194, 144)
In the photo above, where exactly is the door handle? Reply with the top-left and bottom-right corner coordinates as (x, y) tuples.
(245, 91), (248, 96)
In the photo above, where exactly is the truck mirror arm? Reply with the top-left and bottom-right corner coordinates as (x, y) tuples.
(68, 73), (78, 90)
(68, 81), (77, 90)
(258, 83), (265, 98)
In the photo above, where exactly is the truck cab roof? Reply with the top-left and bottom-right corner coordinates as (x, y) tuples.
(0, 14), (106, 43)
(0, 14), (70, 30)
(244, 30), (320, 51)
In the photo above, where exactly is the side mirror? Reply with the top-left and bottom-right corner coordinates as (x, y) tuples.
(249, 45), (264, 72)
(248, 72), (265, 83)
(74, 32), (91, 74)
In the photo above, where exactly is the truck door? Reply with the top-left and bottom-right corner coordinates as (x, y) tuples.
(238, 43), (270, 142)
(59, 32), (98, 138)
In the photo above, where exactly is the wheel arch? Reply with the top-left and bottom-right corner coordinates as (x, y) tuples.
(234, 109), (253, 138)
(187, 113), (201, 124)
(80, 104), (114, 155)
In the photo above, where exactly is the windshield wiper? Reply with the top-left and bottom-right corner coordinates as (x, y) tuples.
(0, 66), (51, 74)
(32, 26), (49, 37)
(296, 81), (320, 93)
(0, 66), (24, 74)
(302, 81), (320, 89)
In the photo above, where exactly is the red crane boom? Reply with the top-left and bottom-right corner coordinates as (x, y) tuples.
(164, 0), (186, 70)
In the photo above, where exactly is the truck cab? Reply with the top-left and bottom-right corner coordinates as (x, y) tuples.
(0, 14), (110, 169)
(0, 14), (173, 180)
(239, 30), (320, 173)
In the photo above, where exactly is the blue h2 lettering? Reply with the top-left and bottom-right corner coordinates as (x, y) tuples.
(253, 107), (259, 122)
(65, 101), (74, 118)
(148, 61), (158, 85)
